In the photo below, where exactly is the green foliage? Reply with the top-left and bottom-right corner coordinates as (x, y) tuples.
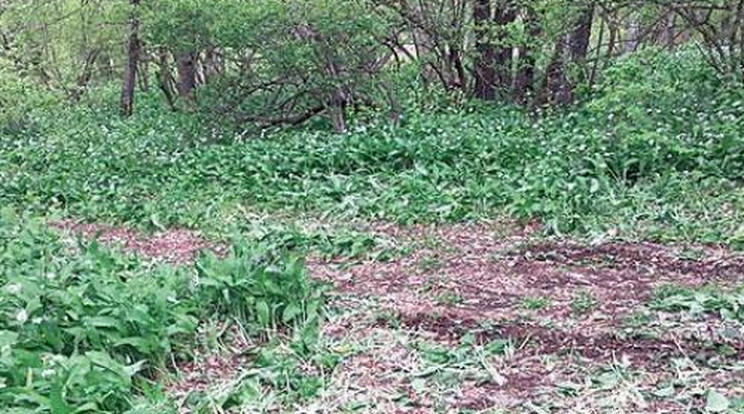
(0, 69), (58, 135)
(195, 245), (324, 333)
(2, 50), (743, 245)
(0, 210), (325, 413)
(651, 284), (744, 322)
(570, 290), (597, 315)
(0, 0), (126, 95)
(143, 0), (392, 124)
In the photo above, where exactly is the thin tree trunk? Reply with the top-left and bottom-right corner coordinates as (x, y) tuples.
(119, 0), (140, 117)
(543, 34), (572, 106)
(325, 60), (347, 133)
(157, 48), (176, 110)
(514, 6), (541, 105)
(74, 49), (99, 101)
(493, 3), (517, 95)
(295, 24), (348, 133)
(203, 46), (221, 84)
(589, 14), (605, 89)
(659, 11), (676, 48)
(570, 2), (595, 89)
(329, 90), (347, 133)
(450, 45), (467, 90)
(473, 0), (496, 100)
(607, 18), (618, 58)
(625, 13), (640, 53)
(571, 4), (595, 63)
(176, 51), (197, 102)
(137, 47), (149, 92)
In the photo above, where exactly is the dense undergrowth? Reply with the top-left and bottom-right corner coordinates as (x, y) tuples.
(2, 50), (744, 245)
(3, 51), (744, 245)
(0, 210), (325, 413)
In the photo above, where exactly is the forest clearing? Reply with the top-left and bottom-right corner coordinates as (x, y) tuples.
(1, 0), (744, 412)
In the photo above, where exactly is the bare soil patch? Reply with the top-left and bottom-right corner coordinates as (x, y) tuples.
(51, 219), (226, 264)
(309, 223), (744, 325)
(396, 313), (744, 364)
(308, 222), (744, 412)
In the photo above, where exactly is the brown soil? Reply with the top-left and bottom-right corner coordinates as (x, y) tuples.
(51, 219), (226, 264)
(397, 313), (744, 364)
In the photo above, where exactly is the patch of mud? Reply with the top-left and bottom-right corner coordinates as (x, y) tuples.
(51, 219), (225, 264)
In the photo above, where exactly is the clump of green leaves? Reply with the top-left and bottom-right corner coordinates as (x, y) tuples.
(195, 244), (325, 335)
(571, 290), (597, 315)
(0, 210), (325, 413)
(651, 284), (744, 321)
(522, 296), (551, 310)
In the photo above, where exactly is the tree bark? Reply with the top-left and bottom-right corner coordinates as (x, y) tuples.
(514, 6), (541, 105)
(658, 11), (676, 48)
(176, 51), (197, 102)
(157, 48), (176, 110)
(570, 3), (595, 88)
(472, 0), (517, 101)
(624, 13), (640, 53)
(570, 4), (595, 63)
(493, 3), (517, 93)
(324, 58), (347, 133)
(119, 0), (140, 117)
(543, 33), (572, 106)
(473, 0), (496, 100)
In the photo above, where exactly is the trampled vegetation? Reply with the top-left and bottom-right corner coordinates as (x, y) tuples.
(1, 0), (744, 413)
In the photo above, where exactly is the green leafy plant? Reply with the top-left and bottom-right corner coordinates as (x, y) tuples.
(651, 284), (744, 322)
(0, 211), (326, 413)
(571, 290), (597, 315)
(194, 242), (326, 335)
(2, 50), (743, 246)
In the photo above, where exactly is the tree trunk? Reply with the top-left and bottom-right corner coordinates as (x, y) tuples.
(570, 4), (594, 63)
(589, 14), (605, 89)
(607, 17), (619, 58)
(157, 48), (176, 110)
(473, 0), (496, 100)
(658, 11), (676, 48)
(329, 89), (347, 133)
(176, 51), (197, 102)
(203, 46), (221, 84)
(493, 3), (517, 94)
(119, 0), (140, 117)
(570, 3), (595, 88)
(137, 47), (149, 92)
(473, 0), (517, 101)
(624, 13), (640, 53)
(514, 6), (541, 105)
(543, 34), (572, 106)
(542, 4), (594, 106)
(324, 56), (347, 133)
(449, 45), (467, 90)
(295, 24), (348, 133)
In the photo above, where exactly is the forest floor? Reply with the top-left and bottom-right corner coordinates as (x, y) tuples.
(53, 219), (744, 413)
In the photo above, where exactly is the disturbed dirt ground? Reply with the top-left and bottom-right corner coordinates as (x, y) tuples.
(53, 219), (744, 413)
